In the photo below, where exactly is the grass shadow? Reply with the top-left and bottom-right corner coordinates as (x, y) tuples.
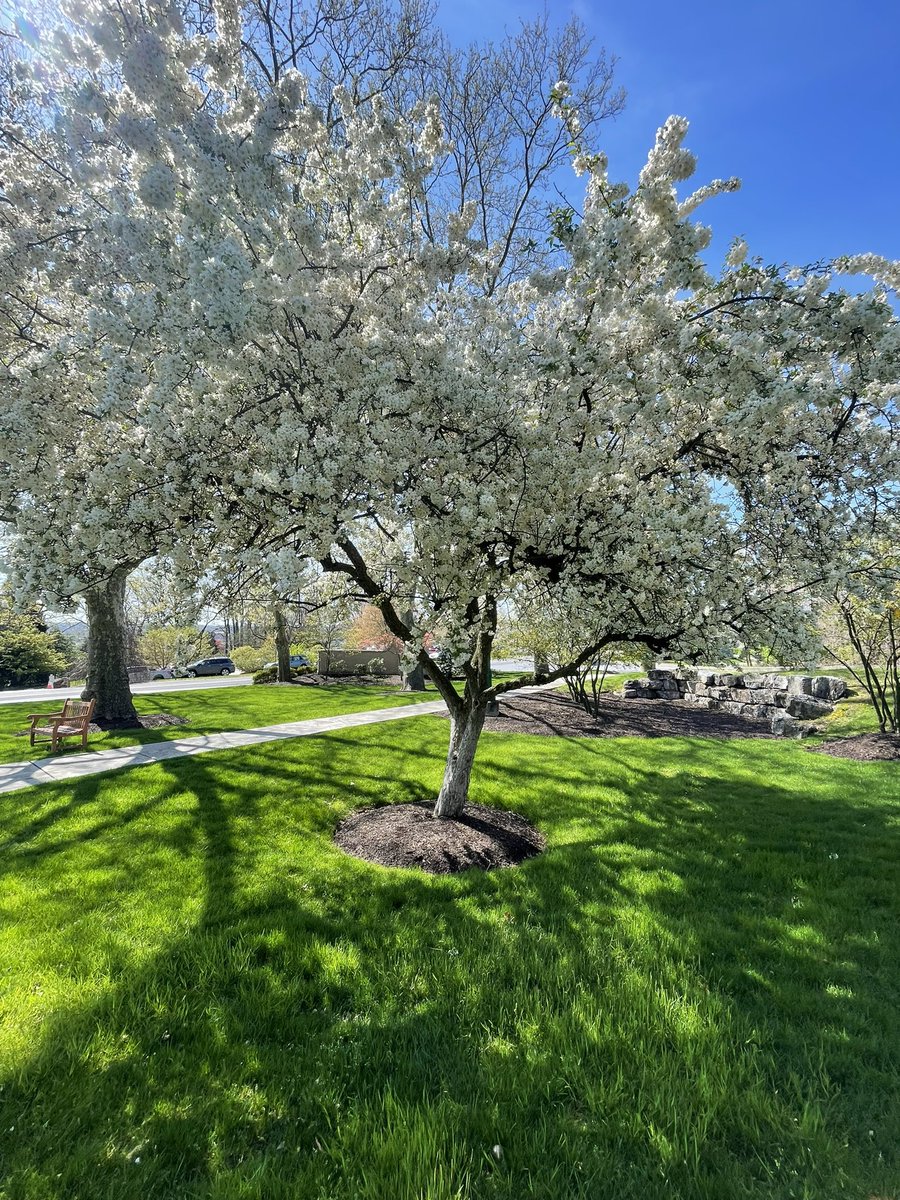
(0, 722), (897, 1198)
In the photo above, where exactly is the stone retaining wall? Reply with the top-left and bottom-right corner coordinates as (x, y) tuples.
(317, 649), (401, 677)
(623, 668), (847, 735)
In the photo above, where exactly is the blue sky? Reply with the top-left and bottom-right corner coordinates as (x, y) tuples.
(437, 0), (899, 271)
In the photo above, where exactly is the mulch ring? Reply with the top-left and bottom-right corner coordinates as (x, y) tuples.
(334, 801), (545, 874)
(807, 733), (900, 762)
(14, 713), (188, 736)
(122, 713), (189, 730)
(483, 690), (777, 739)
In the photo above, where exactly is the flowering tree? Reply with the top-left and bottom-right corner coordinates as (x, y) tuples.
(1, 1), (898, 814)
(819, 537), (900, 734)
(0, 0), (620, 721)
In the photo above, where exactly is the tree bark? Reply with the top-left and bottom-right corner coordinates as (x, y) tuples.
(81, 568), (139, 727)
(433, 702), (487, 818)
(274, 604), (291, 682)
(400, 609), (426, 690)
(402, 661), (426, 691)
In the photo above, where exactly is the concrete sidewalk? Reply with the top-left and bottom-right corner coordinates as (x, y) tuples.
(0, 700), (448, 795)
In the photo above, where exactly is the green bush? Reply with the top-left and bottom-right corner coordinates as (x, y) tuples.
(0, 616), (66, 688)
(252, 665), (312, 685)
(230, 644), (271, 673)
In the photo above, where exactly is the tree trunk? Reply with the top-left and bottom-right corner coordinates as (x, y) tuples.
(533, 649), (549, 677)
(400, 610), (426, 690)
(433, 702), (487, 819)
(82, 568), (139, 727)
(402, 661), (426, 691)
(274, 605), (291, 682)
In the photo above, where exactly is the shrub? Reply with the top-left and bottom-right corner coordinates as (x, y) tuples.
(252, 665), (312, 685)
(0, 616), (66, 688)
(230, 644), (271, 673)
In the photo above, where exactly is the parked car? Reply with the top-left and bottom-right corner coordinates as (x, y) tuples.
(181, 656), (236, 677)
(150, 666), (176, 680)
(263, 654), (311, 670)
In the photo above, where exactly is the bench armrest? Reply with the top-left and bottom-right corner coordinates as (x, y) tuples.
(28, 711), (65, 721)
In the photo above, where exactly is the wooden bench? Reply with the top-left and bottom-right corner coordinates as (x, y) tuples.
(29, 698), (96, 753)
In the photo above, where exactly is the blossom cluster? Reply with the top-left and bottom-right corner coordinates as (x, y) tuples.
(0, 0), (897, 686)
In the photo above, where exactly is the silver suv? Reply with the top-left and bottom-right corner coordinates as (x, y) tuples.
(183, 657), (236, 677)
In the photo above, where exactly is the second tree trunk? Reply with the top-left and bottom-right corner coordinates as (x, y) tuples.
(82, 568), (139, 727)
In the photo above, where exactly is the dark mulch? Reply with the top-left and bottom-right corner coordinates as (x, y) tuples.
(15, 713), (189, 736)
(808, 733), (900, 762)
(129, 713), (189, 729)
(334, 801), (545, 873)
(483, 690), (777, 739)
(272, 673), (404, 688)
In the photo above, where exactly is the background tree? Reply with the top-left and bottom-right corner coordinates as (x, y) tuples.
(820, 542), (900, 734)
(345, 604), (400, 652)
(301, 576), (358, 663)
(137, 625), (216, 670)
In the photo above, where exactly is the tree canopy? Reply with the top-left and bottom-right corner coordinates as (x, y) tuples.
(1, 0), (898, 812)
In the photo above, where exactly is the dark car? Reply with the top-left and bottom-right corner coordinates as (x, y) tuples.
(183, 656), (236, 677)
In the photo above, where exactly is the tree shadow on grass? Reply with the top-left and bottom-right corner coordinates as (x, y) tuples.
(0, 728), (897, 1199)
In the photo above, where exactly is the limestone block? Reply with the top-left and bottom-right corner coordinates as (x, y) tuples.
(715, 673), (742, 687)
(786, 676), (814, 696)
(813, 676), (847, 701)
(769, 675), (790, 691)
(785, 696), (833, 720)
(771, 712), (801, 736)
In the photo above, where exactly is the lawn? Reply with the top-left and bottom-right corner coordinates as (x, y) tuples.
(0, 710), (896, 1199)
(0, 671), (542, 767)
(814, 670), (887, 738)
(0, 682), (438, 766)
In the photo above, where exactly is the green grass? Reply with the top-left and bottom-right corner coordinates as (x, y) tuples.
(813, 670), (888, 739)
(0, 682), (438, 765)
(0, 713), (896, 1199)
(0, 670), (548, 766)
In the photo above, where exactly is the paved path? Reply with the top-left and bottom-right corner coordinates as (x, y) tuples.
(0, 662), (575, 706)
(0, 678), (577, 797)
(0, 701), (450, 795)
(0, 675), (253, 706)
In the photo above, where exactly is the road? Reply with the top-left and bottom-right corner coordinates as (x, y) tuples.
(0, 659), (634, 707)
(0, 675), (253, 706)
